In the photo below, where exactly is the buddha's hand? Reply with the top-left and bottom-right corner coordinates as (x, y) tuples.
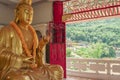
(43, 30), (51, 43)
(38, 32), (51, 51)
(43, 35), (50, 44)
(22, 56), (37, 69)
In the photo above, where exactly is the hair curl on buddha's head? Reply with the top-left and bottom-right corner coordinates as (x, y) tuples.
(14, 0), (33, 23)
(16, 0), (32, 9)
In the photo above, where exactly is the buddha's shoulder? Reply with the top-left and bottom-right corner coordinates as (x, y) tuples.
(0, 25), (15, 32)
(0, 25), (16, 36)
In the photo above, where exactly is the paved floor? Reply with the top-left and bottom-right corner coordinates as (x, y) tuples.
(63, 76), (103, 80)
(64, 76), (92, 80)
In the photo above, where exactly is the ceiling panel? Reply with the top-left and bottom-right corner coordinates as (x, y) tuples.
(0, 0), (68, 8)
(9, 0), (44, 3)
(0, 0), (49, 7)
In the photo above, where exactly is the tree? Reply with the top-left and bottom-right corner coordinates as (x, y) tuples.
(66, 48), (72, 57)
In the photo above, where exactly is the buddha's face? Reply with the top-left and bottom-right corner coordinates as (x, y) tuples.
(17, 5), (33, 25)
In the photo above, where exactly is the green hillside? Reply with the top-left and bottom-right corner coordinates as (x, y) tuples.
(66, 18), (120, 58)
(67, 18), (120, 47)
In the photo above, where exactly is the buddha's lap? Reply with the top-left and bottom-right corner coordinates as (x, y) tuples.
(6, 64), (63, 80)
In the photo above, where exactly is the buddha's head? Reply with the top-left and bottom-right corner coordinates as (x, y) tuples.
(14, 0), (33, 25)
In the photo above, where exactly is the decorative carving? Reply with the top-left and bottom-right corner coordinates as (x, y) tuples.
(63, 0), (120, 22)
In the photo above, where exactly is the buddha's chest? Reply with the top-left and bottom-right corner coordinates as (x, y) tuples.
(20, 29), (33, 50)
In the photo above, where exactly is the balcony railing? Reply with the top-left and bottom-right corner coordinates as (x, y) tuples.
(67, 58), (120, 80)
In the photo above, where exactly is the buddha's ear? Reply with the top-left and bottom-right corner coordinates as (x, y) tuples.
(14, 9), (20, 23)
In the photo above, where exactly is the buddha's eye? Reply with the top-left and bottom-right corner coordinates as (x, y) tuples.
(25, 10), (29, 14)
(24, 9), (33, 16)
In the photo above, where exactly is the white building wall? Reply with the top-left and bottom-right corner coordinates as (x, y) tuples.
(33, 2), (53, 24)
(0, 4), (14, 25)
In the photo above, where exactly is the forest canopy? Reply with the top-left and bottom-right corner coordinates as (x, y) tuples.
(66, 18), (120, 58)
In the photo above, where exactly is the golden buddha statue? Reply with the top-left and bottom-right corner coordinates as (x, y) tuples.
(0, 0), (63, 80)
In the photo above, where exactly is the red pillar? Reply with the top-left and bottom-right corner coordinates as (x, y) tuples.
(49, 1), (66, 78)
(53, 1), (63, 23)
